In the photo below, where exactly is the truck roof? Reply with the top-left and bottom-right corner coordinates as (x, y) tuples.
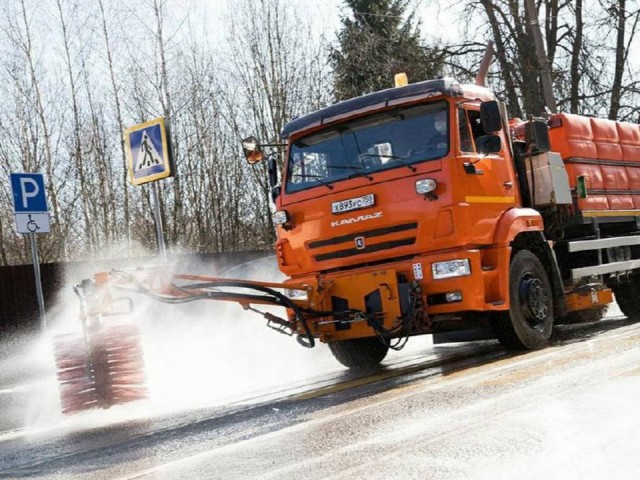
(281, 77), (467, 140)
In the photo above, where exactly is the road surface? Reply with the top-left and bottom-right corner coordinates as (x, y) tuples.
(1, 306), (639, 479)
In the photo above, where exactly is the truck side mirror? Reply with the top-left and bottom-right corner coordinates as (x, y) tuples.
(480, 101), (502, 133)
(242, 136), (265, 164)
(476, 134), (502, 154)
(268, 156), (278, 188)
(268, 156), (281, 201)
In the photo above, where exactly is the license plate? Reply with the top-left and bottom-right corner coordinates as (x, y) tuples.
(332, 194), (375, 214)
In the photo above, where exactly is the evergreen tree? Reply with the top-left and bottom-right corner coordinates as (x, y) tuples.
(331, 0), (443, 101)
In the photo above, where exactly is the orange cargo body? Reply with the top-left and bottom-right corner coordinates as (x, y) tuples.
(619, 121), (640, 209)
(548, 113), (640, 213)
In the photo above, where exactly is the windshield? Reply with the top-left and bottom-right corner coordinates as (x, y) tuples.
(285, 101), (449, 193)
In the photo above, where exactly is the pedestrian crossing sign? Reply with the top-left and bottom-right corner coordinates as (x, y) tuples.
(124, 117), (174, 185)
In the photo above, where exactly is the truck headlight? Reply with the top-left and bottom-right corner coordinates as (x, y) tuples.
(273, 210), (290, 225)
(415, 178), (437, 195)
(432, 259), (471, 280)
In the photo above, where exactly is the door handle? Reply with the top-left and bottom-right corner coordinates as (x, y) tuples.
(503, 181), (514, 189)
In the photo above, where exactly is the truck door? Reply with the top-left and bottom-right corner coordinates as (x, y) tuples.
(456, 105), (518, 243)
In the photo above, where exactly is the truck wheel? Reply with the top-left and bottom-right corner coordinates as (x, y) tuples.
(613, 282), (640, 321)
(328, 337), (389, 369)
(492, 250), (554, 350)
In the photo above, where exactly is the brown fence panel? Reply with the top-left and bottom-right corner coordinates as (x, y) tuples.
(0, 251), (273, 335)
(0, 263), (62, 334)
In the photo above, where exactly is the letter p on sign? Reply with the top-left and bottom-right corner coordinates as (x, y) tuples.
(20, 177), (40, 209)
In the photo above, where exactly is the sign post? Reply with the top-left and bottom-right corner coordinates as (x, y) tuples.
(124, 117), (174, 262)
(10, 173), (50, 331)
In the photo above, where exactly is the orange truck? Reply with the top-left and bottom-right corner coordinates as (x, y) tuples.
(59, 74), (640, 413)
(237, 75), (640, 367)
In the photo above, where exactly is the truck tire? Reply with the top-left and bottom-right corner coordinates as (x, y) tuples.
(328, 337), (389, 369)
(613, 282), (640, 322)
(492, 250), (554, 350)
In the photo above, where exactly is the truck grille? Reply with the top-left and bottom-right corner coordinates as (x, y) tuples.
(309, 222), (418, 262)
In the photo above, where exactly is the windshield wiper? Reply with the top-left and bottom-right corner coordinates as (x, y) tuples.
(359, 153), (417, 172)
(290, 174), (334, 190)
(330, 165), (373, 181)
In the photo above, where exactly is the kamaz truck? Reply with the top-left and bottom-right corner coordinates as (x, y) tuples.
(240, 74), (640, 366)
(59, 73), (640, 413)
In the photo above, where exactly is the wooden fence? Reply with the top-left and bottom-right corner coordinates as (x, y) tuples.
(0, 263), (62, 334)
(0, 251), (273, 335)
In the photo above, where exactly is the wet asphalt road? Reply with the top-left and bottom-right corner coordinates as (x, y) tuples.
(1, 310), (639, 479)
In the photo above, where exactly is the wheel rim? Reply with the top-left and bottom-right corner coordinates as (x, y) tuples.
(519, 274), (550, 329)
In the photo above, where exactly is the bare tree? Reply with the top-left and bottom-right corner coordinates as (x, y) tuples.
(55, 0), (98, 253)
(448, 0), (640, 119)
(223, 0), (332, 242)
(570, 0), (584, 114)
(608, 0), (640, 119)
(98, 0), (132, 251)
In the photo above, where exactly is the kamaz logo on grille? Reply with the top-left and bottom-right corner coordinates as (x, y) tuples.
(330, 211), (382, 228)
(355, 237), (366, 249)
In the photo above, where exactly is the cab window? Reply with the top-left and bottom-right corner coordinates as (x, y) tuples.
(458, 108), (473, 152)
(457, 108), (484, 153)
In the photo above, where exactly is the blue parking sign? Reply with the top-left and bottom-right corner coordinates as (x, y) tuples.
(10, 173), (48, 213)
(10, 173), (50, 234)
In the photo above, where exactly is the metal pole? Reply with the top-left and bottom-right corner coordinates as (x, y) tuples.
(150, 182), (167, 262)
(29, 233), (47, 332)
(475, 41), (494, 87)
